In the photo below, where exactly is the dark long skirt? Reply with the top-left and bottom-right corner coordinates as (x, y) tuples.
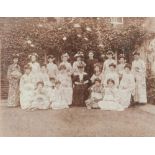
(72, 84), (88, 107)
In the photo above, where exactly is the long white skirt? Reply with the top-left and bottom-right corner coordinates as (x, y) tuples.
(119, 89), (132, 108)
(98, 96), (124, 111)
(20, 90), (34, 110)
(51, 100), (69, 109)
(134, 76), (147, 103)
(31, 96), (50, 110)
(61, 87), (73, 106)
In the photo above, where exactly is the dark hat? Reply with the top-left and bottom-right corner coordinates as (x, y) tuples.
(109, 63), (116, 68)
(74, 51), (84, 58)
(47, 55), (55, 59)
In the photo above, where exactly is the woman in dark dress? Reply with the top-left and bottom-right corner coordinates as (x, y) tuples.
(72, 63), (89, 106)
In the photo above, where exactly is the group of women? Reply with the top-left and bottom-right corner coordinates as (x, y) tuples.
(7, 50), (147, 111)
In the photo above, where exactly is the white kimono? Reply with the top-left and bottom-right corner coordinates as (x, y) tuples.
(31, 88), (50, 110)
(103, 71), (119, 88)
(119, 72), (135, 108)
(132, 59), (147, 103)
(57, 72), (73, 105)
(29, 62), (41, 84)
(51, 87), (69, 109)
(103, 59), (117, 73)
(19, 73), (35, 110)
(98, 87), (124, 111)
(117, 63), (126, 78)
(38, 72), (50, 87)
(47, 63), (58, 78)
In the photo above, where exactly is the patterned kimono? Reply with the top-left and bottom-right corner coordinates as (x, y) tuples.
(103, 59), (117, 73)
(103, 71), (119, 88)
(72, 72), (89, 106)
(7, 64), (22, 107)
(119, 72), (135, 108)
(19, 73), (35, 110)
(57, 72), (73, 106)
(31, 87), (50, 110)
(28, 62), (41, 84)
(47, 63), (58, 78)
(132, 59), (147, 103)
(98, 87), (124, 111)
(85, 85), (104, 109)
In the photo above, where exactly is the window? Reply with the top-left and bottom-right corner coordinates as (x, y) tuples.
(110, 17), (123, 25)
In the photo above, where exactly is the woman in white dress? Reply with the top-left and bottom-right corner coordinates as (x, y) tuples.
(117, 54), (126, 80)
(59, 53), (72, 75)
(47, 55), (58, 78)
(103, 63), (119, 88)
(28, 52), (41, 84)
(98, 79), (124, 111)
(51, 80), (69, 109)
(132, 52), (147, 105)
(19, 64), (35, 110)
(57, 64), (73, 106)
(103, 51), (117, 74)
(73, 52), (86, 74)
(119, 64), (135, 108)
(31, 81), (50, 110)
(38, 64), (50, 88)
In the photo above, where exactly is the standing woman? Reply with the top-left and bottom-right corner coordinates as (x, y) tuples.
(102, 51), (117, 74)
(117, 54), (126, 80)
(59, 53), (72, 75)
(73, 52), (86, 74)
(85, 51), (98, 78)
(132, 52), (147, 105)
(72, 63), (89, 106)
(28, 52), (40, 84)
(57, 64), (73, 106)
(19, 64), (35, 110)
(119, 64), (135, 109)
(7, 54), (22, 107)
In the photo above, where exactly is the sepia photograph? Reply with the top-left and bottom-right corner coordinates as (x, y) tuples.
(0, 17), (155, 137)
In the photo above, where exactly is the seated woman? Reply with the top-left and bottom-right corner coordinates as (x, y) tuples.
(20, 64), (35, 110)
(98, 79), (124, 111)
(31, 81), (50, 110)
(119, 64), (135, 109)
(85, 78), (104, 109)
(51, 80), (69, 109)
(72, 63), (89, 107)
